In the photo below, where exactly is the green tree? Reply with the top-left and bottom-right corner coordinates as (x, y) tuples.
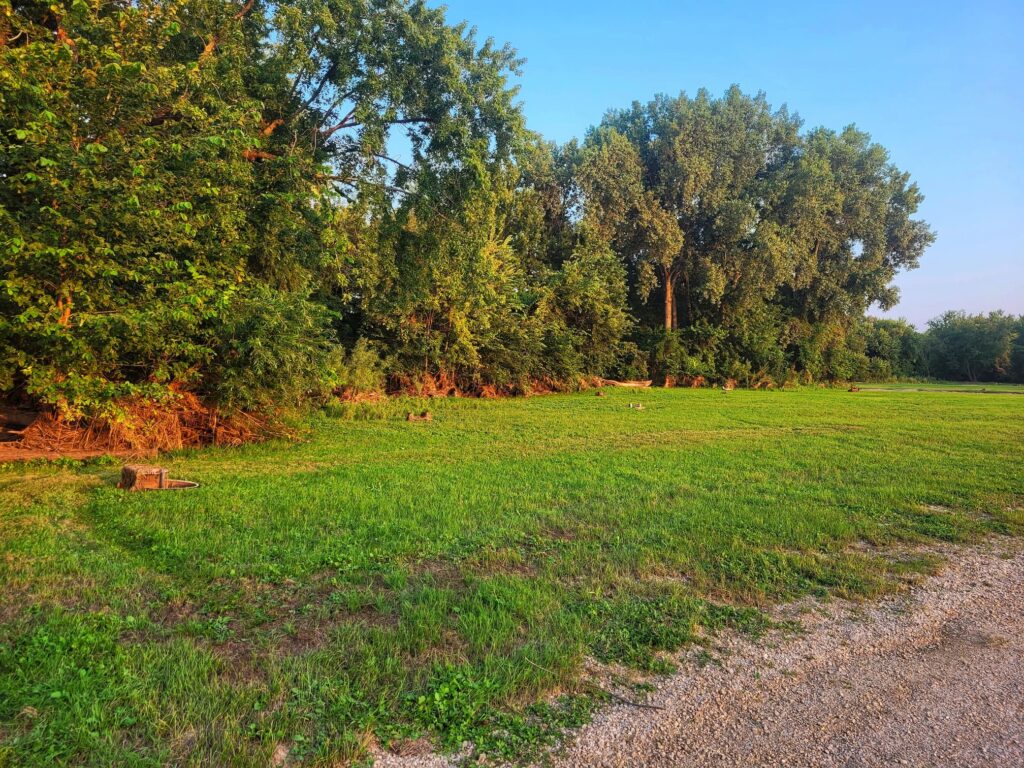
(925, 311), (1018, 382)
(1012, 316), (1024, 383)
(1, 0), (525, 415)
(579, 86), (933, 384)
(598, 88), (803, 334)
(781, 126), (935, 325)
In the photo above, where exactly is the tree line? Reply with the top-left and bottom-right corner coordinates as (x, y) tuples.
(0, 1), (1015, 425)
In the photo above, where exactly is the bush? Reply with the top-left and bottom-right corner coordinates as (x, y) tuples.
(203, 286), (336, 412)
(331, 338), (386, 396)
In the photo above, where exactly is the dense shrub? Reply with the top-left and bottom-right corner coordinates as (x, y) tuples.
(202, 286), (337, 411)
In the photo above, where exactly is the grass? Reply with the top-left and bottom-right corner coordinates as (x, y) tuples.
(1, 386), (1022, 766)
(853, 381), (1024, 393)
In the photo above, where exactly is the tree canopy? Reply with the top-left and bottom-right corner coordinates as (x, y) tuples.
(6, 0), (1008, 432)
(576, 88), (935, 384)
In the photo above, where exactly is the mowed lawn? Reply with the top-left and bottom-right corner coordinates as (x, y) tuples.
(2, 387), (1022, 766)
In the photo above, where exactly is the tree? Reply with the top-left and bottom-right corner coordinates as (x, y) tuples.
(597, 88), (803, 335)
(925, 311), (1018, 382)
(1, 0), (274, 414)
(0, 0), (525, 415)
(1012, 316), (1024, 383)
(574, 128), (682, 330)
(780, 126), (935, 325)
(577, 86), (933, 383)
(848, 317), (924, 381)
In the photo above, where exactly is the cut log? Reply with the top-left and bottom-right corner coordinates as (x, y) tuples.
(119, 464), (168, 491)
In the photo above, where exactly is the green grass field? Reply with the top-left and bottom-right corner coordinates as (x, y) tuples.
(854, 381), (1024, 393)
(2, 387), (1022, 766)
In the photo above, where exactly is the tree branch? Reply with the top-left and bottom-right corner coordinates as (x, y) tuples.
(370, 152), (414, 173)
(234, 0), (255, 21)
(301, 62), (337, 111)
(318, 174), (411, 197)
(198, 0), (255, 64)
(320, 115), (436, 140)
(260, 118), (284, 137)
(320, 109), (358, 139)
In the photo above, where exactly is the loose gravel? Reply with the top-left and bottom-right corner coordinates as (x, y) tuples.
(376, 541), (1024, 768)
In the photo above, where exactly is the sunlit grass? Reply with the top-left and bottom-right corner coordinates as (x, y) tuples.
(1, 387), (1022, 765)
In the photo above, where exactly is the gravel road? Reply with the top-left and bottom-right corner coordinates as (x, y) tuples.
(558, 542), (1024, 768)
(376, 541), (1024, 768)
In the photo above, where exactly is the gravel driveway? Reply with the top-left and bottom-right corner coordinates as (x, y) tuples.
(558, 542), (1024, 768)
(376, 541), (1024, 768)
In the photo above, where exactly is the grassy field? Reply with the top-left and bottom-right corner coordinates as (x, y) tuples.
(2, 387), (1022, 766)
(853, 381), (1024, 393)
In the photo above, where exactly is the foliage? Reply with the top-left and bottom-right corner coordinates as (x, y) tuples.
(0, 0), (528, 416)
(579, 87), (935, 383)
(330, 337), (386, 396)
(202, 284), (337, 411)
(3, 0), (1013, 426)
(923, 311), (1021, 382)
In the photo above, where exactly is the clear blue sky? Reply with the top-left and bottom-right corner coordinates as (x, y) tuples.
(437, 0), (1024, 327)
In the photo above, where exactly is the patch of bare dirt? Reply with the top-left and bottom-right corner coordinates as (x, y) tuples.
(137, 573), (398, 683)
(0, 445), (137, 462)
(0, 394), (291, 462)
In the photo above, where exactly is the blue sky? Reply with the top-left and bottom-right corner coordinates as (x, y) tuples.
(436, 0), (1023, 327)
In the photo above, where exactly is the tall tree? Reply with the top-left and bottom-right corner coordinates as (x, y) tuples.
(596, 88), (803, 334)
(578, 86), (933, 383)
(0, 0), (525, 413)
(575, 128), (682, 330)
(781, 125), (936, 324)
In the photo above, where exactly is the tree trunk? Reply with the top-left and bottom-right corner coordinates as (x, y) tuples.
(663, 270), (674, 331)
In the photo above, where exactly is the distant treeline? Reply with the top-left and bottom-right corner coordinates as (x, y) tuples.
(855, 312), (1024, 384)
(0, 1), (1012, 424)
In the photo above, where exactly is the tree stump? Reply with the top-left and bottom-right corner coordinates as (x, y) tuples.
(119, 465), (169, 491)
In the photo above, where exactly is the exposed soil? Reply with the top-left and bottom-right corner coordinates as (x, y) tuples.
(0, 396), (284, 463)
(374, 541), (1024, 768)
(0, 445), (132, 463)
(1, 407), (120, 462)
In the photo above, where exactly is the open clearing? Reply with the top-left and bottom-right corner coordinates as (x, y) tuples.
(2, 387), (1023, 766)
